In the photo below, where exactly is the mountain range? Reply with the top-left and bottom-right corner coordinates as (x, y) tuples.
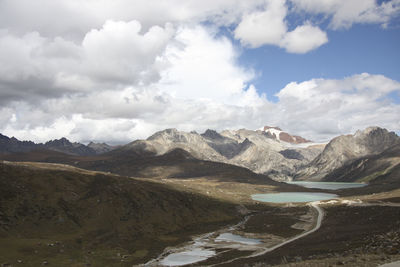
(1, 126), (399, 183)
(0, 134), (116, 156)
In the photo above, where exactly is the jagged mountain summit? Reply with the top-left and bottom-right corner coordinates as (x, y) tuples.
(44, 137), (97, 156)
(0, 133), (37, 153)
(118, 127), (324, 180)
(0, 134), (115, 156)
(296, 126), (400, 181)
(1, 126), (398, 183)
(0, 127), (324, 180)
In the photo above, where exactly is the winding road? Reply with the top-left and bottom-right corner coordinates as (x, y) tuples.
(146, 199), (400, 266)
(145, 202), (325, 266)
(259, 202), (324, 255)
(210, 202), (324, 266)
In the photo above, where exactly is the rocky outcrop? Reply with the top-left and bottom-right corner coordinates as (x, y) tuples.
(296, 127), (400, 181)
(201, 129), (252, 159)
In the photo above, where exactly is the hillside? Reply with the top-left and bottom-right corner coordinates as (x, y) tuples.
(0, 147), (284, 187)
(0, 161), (240, 266)
(316, 144), (400, 196)
(295, 127), (400, 181)
(323, 144), (400, 183)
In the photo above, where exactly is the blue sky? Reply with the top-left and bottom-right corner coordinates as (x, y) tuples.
(239, 23), (400, 102)
(0, 0), (399, 143)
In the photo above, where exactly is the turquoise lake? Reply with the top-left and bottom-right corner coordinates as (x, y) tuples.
(251, 192), (338, 203)
(287, 181), (367, 190)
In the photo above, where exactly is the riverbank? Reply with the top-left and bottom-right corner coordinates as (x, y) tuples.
(144, 205), (315, 266)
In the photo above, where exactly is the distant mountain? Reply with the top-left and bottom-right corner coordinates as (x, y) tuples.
(0, 134), (115, 156)
(87, 141), (116, 154)
(259, 126), (311, 144)
(44, 137), (97, 156)
(296, 127), (400, 181)
(117, 128), (323, 180)
(0, 133), (38, 153)
(3, 126), (397, 183)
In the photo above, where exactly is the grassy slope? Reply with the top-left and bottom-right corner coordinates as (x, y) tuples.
(0, 161), (240, 266)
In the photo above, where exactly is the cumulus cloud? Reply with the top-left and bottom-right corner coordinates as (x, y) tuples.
(292, 0), (400, 29)
(0, 0), (266, 39)
(2, 71), (400, 144)
(159, 26), (257, 105)
(234, 0), (328, 53)
(0, 1), (399, 144)
(0, 25), (271, 143)
(234, 0), (288, 48)
(0, 20), (174, 105)
(275, 73), (400, 140)
(81, 20), (174, 85)
(280, 23), (328, 54)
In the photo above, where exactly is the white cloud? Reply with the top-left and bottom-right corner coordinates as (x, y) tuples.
(0, 20), (175, 104)
(292, 0), (400, 29)
(159, 26), (256, 105)
(234, 0), (287, 48)
(0, 0), (266, 39)
(280, 23), (328, 54)
(0, 25), (271, 143)
(81, 20), (174, 85)
(234, 0), (328, 53)
(2, 72), (400, 144)
(275, 73), (400, 140)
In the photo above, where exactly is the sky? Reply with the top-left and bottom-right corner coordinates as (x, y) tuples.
(0, 0), (399, 144)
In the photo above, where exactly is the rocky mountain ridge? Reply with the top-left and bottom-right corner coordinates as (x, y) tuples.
(0, 134), (115, 156)
(295, 127), (400, 181)
(1, 126), (398, 182)
(0, 133), (38, 153)
(117, 127), (324, 180)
